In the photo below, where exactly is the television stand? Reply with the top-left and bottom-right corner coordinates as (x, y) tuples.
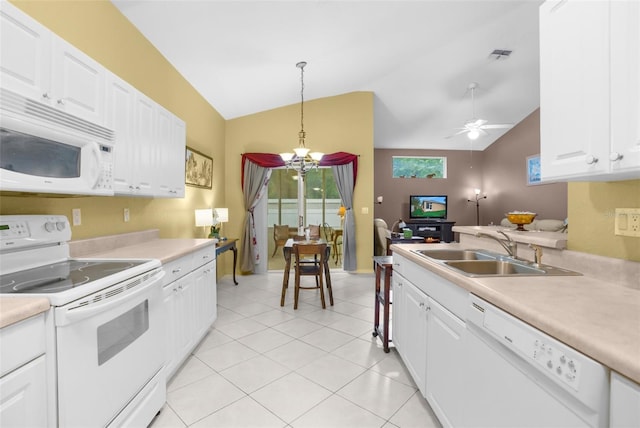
(405, 220), (455, 243)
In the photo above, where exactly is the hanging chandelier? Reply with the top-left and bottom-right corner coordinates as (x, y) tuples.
(279, 61), (323, 174)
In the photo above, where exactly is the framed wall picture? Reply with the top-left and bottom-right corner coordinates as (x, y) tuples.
(526, 154), (541, 186)
(185, 147), (213, 189)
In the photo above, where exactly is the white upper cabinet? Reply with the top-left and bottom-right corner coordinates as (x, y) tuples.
(610, 0), (640, 176)
(540, 0), (640, 181)
(133, 92), (157, 196)
(0, 2), (52, 100)
(0, 2), (105, 126)
(51, 37), (106, 125)
(156, 105), (186, 198)
(108, 73), (186, 198)
(106, 73), (136, 194)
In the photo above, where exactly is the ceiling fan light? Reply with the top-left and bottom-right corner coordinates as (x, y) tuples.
(467, 129), (480, 140)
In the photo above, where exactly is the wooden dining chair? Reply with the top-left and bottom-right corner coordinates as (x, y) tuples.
(308, 224), (321, 240)
(293, 243), (327, 309)
(272, 224), (290, 257)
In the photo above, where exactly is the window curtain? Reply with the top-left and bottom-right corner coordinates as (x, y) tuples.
(239, 158), (272, 272)
(332, 162), (356, 271)
(240, 152), (357, 273)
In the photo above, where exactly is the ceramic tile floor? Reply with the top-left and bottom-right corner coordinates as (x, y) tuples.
(150, 271), (442, 428)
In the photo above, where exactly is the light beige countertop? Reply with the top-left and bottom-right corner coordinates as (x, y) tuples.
(391, 242), (640, 384)
(69, 229), (216, 263)
(74, 238), (216, 264)
(0, 297), (50, 329)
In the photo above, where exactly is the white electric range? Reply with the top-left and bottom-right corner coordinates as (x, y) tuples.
(0, 215), (166, 427)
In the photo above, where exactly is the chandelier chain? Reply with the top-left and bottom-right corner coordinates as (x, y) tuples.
(297, 61), (306, 147)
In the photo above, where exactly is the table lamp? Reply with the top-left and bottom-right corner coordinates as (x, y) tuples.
(194, 209), (215, 238)
(214, 208), (228, 239)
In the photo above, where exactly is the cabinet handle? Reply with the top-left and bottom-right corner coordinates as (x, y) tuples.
(202, 255), (210, 259)
(42, 93), (50, 99)
(56, 98), (65, 106)
(178, 285), (183, 290)
(419, 302), (425, 307)
(609, 152), (623, 161)
(172, 268), (181, 274)
(585, 155), (598, 165)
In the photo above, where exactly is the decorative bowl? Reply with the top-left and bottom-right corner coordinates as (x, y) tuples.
(506, 212), (537, 231)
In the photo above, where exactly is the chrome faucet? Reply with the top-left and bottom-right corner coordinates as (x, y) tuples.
(475, 231), (518, 258)
(529, 244), (543, 266)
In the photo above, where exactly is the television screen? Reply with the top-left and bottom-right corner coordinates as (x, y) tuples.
(409, 195), (447, 219)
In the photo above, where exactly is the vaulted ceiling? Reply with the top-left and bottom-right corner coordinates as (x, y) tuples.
(112, 0), (543, 151)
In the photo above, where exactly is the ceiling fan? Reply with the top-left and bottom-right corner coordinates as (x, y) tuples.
(446, 82), (513, 140)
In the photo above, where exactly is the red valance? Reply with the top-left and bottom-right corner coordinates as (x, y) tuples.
(241, 152), (358, 189)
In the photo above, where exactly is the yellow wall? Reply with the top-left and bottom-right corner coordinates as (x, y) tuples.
(225, 92), (375, 272)
(1, 1), (231, 270)
(568, 180), (640, 261)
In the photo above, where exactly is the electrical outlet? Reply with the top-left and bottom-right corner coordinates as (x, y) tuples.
(72, 208), (81, 226)
(615, 208), (640, 237)
(124, 208), (130, 222)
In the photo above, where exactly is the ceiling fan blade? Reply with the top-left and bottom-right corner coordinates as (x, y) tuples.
(480, 123), (513, 130)
(444, 129), (469, 139)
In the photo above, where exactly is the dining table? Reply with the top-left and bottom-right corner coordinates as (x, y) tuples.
(280, 238), (333, 307)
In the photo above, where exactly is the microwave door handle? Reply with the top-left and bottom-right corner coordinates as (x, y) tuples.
(56, 270), (165, 326)
(85, 142), (102, 189)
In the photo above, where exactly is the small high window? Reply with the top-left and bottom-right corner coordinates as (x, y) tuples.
(392, 156), (447, 178)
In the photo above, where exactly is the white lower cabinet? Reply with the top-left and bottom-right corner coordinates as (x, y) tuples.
(0, 314), (48, 427)
(610, 371), (640, 427)
(425, 297), (467, 427)
(400, 278), (428, 396)
(162, 246), (216, 381)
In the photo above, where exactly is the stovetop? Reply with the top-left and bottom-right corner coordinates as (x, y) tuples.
(0, 259), (148, 295)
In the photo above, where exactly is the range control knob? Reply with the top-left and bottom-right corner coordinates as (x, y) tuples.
(56, 221), (66, 231)
(44, 222), (55, 232)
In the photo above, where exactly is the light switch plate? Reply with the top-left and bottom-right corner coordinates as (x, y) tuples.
(124, 208), (130, 222)
(615, 208), (640, 237)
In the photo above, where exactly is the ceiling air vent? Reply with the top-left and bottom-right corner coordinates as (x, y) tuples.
(489, 49), (512, 60)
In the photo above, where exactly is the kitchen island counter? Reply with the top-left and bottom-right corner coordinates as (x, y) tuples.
(391, 242), (640, 384)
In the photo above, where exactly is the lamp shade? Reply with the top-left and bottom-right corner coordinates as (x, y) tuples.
(214, 208), (229, 223)
(195, 209), (214, 227)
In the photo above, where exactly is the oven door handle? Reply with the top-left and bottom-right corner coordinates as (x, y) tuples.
(57, 270), (165, 325)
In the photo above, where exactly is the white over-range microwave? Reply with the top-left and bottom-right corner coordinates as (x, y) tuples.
(0, 88), (115, 196)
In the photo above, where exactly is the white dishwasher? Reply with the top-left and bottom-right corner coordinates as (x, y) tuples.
(454, 294), (610, 428)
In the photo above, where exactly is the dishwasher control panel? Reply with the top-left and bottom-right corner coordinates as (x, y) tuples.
(533, 338), (581, 390)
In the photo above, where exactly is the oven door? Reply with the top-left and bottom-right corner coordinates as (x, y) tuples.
(53, 268), (165, 428)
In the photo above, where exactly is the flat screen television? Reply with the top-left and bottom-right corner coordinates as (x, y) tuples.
(409, 195), (447, 219)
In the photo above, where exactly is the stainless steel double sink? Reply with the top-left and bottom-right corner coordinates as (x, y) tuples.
(410, 249), (582, 277)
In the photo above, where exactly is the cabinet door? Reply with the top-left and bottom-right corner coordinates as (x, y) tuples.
(133, 92), (157, 196)
(170, 117), (186, 198)
(610, 0), (640, 176)
(155, 106), (174, 197)
(0, 2), (51, 101)
(425, 297), (467, 427)
(51, 37), (106, 125)
(106, 73), (136, 194)
(402, 281), (428, 396)
(0, 355), (47, 428)
(540, 0), (610, 180)
(391, 274), (405, 353)
(193, 260), (217, 340)
(162, 282), (179, 379)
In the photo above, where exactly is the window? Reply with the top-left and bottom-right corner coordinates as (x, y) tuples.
(268, 168), (342, 228)
(392, 156), (447, 178)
